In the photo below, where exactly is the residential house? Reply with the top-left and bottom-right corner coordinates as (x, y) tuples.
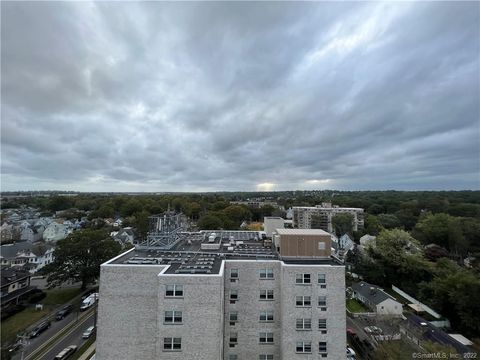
(20, 226), (42, 243)
(0, 242), (55, 273)
(43, 222), (69, 242)
(1, 267), (35, 306)
(352, 281), (403, 316)
(339, 234), (354, 251)
(111, 227), (135, 247)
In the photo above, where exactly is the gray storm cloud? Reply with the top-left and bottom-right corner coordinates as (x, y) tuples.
(1, 1), (479, 191)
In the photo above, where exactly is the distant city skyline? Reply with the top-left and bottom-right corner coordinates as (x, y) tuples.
(2, 2), (479, 192)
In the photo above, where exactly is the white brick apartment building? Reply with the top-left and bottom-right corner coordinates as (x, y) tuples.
(96, 229), (346, 360)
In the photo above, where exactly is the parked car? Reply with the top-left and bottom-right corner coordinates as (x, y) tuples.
(29, 320), (51, 338)
(54, 345), (77, 360)
(82, 325), (95, 339)
(56, 305), (73, 321)
(364, 326), (383, 334)
(346, 346), (356, 359)
(80, 293), (98, 311)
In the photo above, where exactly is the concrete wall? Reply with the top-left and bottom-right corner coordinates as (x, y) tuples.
(280, 263), (346, 360)
(96, 264), (167, 360)
(223, 260), (282, 360)
(156, 265), (224, 360)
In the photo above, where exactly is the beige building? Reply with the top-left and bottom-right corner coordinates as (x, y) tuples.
(293, 204), (364, 233)
(96, 230), (346, 360)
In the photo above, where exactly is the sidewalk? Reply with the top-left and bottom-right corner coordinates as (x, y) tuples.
(77, 343), (95, 360)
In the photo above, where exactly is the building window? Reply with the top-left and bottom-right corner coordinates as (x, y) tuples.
(259, 310), (274, 322)
(230, 332), (238, 344)
(318, 274), (326, 284)
(318, 242), (326, 250)
(165, 284), (183, 297)
(230, 311), (238, 322)
(295, 273), (311, 284)
(230, 290), (238, 301)
(259, 332), (274, 344)
(295, 295), (311, 307)
(260, 289), (274, 300)
(319, 341), (327, 353)
(229, 355), (238, 360)
(259, 355), (273, 360)
(296, 341), (312, 353)
(318, 295), (327, 310)
(163, 337), (181, 351)
(296, 318), (312, 330)
(231, 269), (239, 280)
(318, 319), (327, 331)
(260, 269), (274, 279)
(164, 311), (182, 324)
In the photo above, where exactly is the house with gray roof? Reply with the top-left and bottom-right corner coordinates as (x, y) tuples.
(352, 281), (403, 316)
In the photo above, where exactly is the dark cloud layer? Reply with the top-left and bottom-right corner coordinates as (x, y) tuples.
(1, 1), (479, 192)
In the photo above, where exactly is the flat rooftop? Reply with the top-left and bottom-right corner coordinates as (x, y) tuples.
(275, 228), (330, 236)
(108, 230), (341, 274)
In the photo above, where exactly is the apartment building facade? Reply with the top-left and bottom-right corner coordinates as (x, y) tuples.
(96, 229), (346, 360)
(293, 204), (364, 233)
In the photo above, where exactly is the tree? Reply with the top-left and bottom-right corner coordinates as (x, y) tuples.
(132, 210), (150, 240)
(197, 214), (223, 230)
(44, 229), (122, 290)
(332, 213), (354, 236)
(377, 213), (401, 229)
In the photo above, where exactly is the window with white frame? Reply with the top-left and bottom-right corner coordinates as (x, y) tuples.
(230, 269), (239, 279)
(229, 355), (238, 360)
(259, 355), (273, 360)
(318, 318), (327, 331)
(259, 269), (274, 279)
(259, 310), (274, 322)
(296, 341), (312, 353)
(295, 273), (311, 284)
(296, 318), (311, 330)
(230, 311), (238, 322)
(163, 337), (181, 351)
(295, 295), (311, 307)
(165, 284), (183, 297)
(259, 332), (274, 344)
(230, 289), (238, 301)
(318, 295), (327, 309)
(260, 289), (274, 300)
(319, 341), (327, 353)
(230, 332), (238, 344)
(164, 311), (182, 324)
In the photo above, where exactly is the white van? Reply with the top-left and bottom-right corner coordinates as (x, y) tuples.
(80, 293), (99, 311)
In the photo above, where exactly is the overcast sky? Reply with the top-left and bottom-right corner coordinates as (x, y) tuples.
(1, 1), (479, 192)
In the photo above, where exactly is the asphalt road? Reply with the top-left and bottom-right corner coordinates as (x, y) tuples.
(12, 308), (95, 360)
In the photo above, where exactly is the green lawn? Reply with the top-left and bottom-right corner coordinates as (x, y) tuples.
(346, 298), (369, 313)
(1, 287), (82, 346)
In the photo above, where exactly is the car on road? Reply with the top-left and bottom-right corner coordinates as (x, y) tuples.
(56, 304), (73, 320)
(364, 326), (383, 334)
(29, 320), (51, 338)
(82, 325), (95, 339)
(346, 346), (356, 359)
(80, 293), (98, 311)
(8, 342), (22, 353)
(54, 345), (77, 360)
